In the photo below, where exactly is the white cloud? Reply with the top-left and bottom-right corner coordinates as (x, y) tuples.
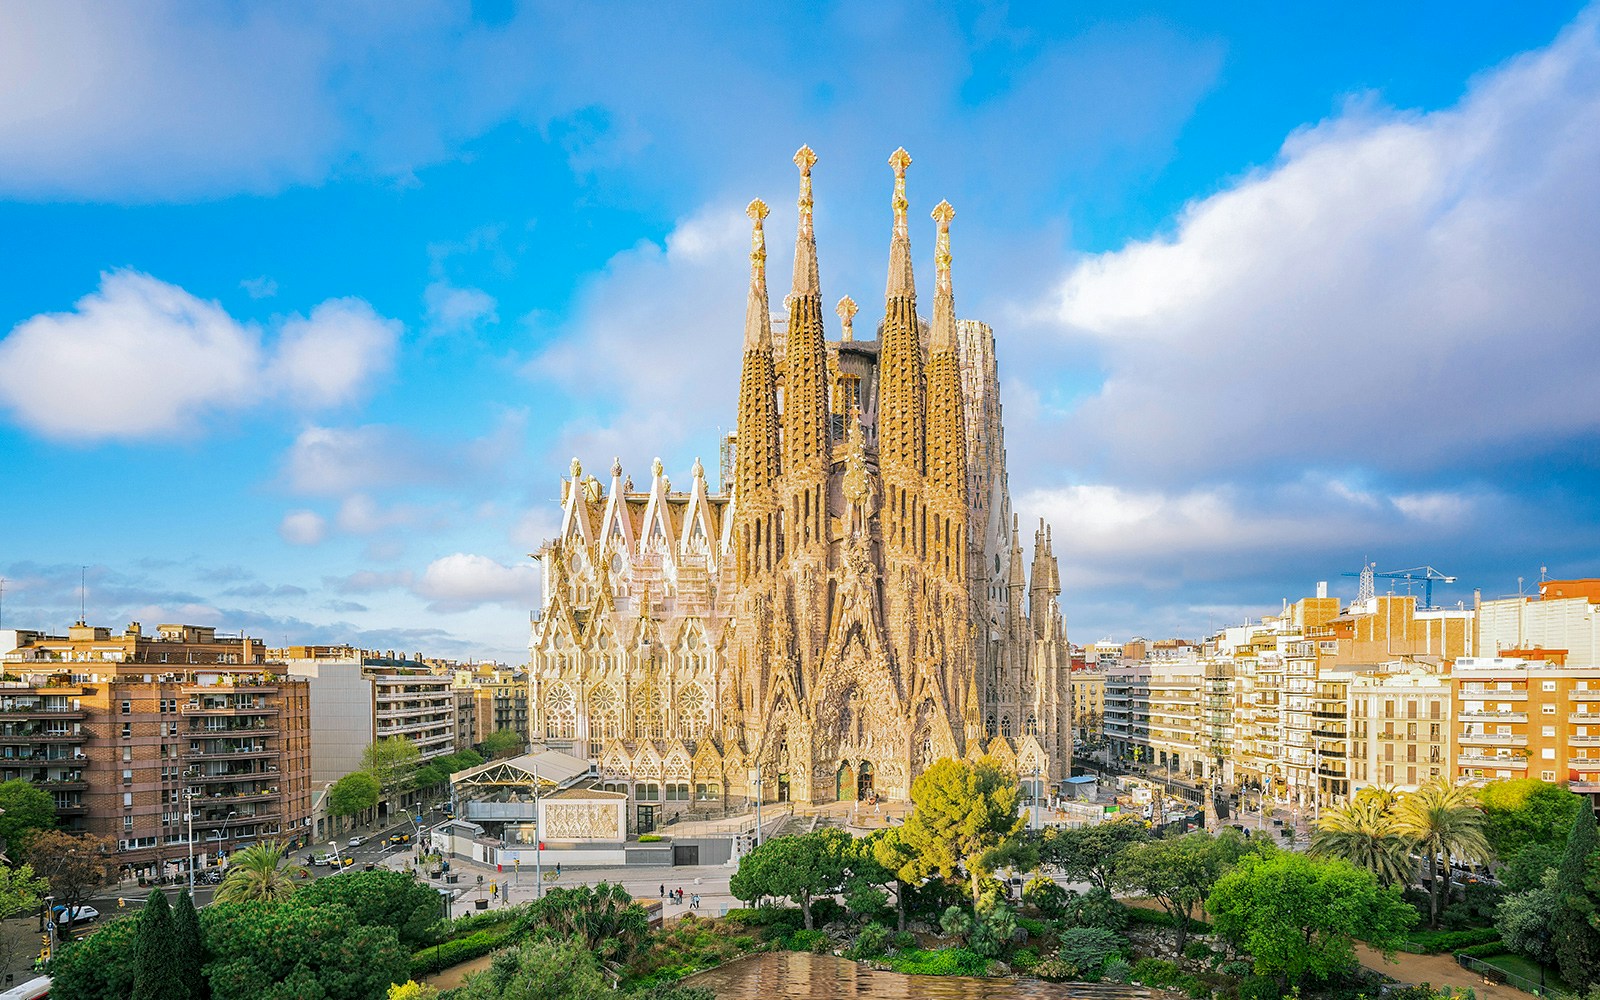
(278, 510), (327, 546)
(281, 413), (522, 497)
(241, 276), (278, 299)
(0, 270), (399, 441)
(529, 203), (749, 468)
(412, 553), (539, 611)
(423, 281), (498, 336)
(1046, 10), (1600, 484)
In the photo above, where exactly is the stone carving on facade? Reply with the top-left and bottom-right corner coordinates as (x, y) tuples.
(544, 802), (621, 841)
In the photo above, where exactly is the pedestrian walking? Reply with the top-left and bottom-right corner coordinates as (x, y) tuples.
(660, 884), (665, 898)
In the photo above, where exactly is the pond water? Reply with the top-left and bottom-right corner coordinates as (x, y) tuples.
(688, 952), (1160, 999)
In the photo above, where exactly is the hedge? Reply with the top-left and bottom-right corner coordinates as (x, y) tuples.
(409, 926), (517, 979)
(1397, 927), (1501, 954)
(881, 948), (989, 976)
(1124, 906), (1212, 933)
(1455, 941), (1509, 960)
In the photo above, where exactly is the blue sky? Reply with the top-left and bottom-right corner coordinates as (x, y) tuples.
(2, 2), (1598, 661)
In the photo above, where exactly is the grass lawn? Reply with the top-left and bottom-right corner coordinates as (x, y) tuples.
(1478, 952), (1571, 996)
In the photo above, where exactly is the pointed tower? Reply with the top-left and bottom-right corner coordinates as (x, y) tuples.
(734, 198), (781, 584)
(782, 145), (831, 559)
(925, 200), (969, 584)
(877, 148), (927, 563)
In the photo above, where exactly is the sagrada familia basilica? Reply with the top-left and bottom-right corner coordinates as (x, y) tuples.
(530, 147), (1069, 829)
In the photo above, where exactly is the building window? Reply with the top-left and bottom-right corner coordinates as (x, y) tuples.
(665, 782), (690, 801)
(1545, 726), (1557, 736)
(1543, 705), (1557, 715)
(1543, 770), (1557, 781)
(1544, 681), (1558, 691)
(1543, 748), (1556, 759)
(695, 783), (721, 801)
(122, 723), (132, 739)
(122, 700), (131, 715)
(123, 792), (133, 808)
(123, 816), (133, 831)
(636, 782), (660, 801)
(122, 769), (133, 785)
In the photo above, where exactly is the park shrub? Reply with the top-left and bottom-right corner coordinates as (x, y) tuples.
(891, 930), (915, 950)
(883, 947), (989, 976)
(1033, 957), (1080, 981)
(1125, 905), (1211, 932)
(1238, 973), (1281, 1000)
(780, 928), (829, 953)
(1183, 940), (1213, 962)
(842, 921), (892, 960)
(638, 834), (665, 842)
(810, 898), (845, 926)
(1398, 927), (1501, 954)
(1016, 914), (1054, 939)
(1057, 926), (1125, 971)
(1101, 957), (1132, 983)
(1131, 956), (1203, 995)
(1023, 876), (1070, 918)
(1067, 887), (1130, 932)
(1011, 946), (1040, 971)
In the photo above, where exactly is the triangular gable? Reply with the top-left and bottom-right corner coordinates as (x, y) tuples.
(679, 470), (716, 562)
(633, 741), (663, 777)
(561, 462), (598, 548)
(640, 460), (677, 553)
(600, 467), (637, 558)
(664, 740), (692, 779)
(985, 735), (1018, 771)
(1015, 733), (1049, 777)
(691, 737), (724, 777)
(600, 742), (632, 777)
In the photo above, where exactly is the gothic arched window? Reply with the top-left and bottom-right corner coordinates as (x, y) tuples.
(545, 683), (577, 739)
(678, 683), (709, 740)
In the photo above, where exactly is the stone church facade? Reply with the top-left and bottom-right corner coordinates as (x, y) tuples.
(529, 148), (1069, 831)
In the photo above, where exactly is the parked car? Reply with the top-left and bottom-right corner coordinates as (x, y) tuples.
(315, 853), (336, 866)
(53, 904), (99, 926)
(348, 836), (364, 848)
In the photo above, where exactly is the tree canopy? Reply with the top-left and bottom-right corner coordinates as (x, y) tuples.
(215, 841), (307, 905)
(297, 868), (449, 948)
(362, 736), (422, 798)
(132, 890), (184, 1000)
(28, 830), (115, 939)
(1116, 829), (1248, 953)
(1478, 779), (1582, 866)
(327, 771), (380, 818)
(1209, 849), (1415, 985)
(455, 938), (610, 1000)
(1038, 816), (1147, 890)
(0, 779), (57, 854)
(202, 900), (410, 1000)
(1392, 778), (1489, 928)
(729, 828), (853, 929)
(898, 756), (1025, 905)
(1309, 794), (1412, 886)
(479, 729), (526, 760)
(0, 861), (49, 923)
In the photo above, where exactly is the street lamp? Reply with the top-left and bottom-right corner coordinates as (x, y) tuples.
(184, 789), (198, 891)
(330, 840), (343, 868)
(748, 770), (764, 846)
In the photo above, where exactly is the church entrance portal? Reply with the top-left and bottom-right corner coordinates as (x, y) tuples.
(835, 761), (854, 801)
(856, 761), (875, 801)
(777, 773), (790, 802)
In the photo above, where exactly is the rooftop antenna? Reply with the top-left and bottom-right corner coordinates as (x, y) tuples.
(1541, 566), (1549, 583)
(80, 565), (87, 625)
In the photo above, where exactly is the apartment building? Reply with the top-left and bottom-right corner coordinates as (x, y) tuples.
(1146, 658), (1204, 781)
(1070, 668), (1105, 744)
(1478, 579), (1600, 663)
(1103, 660), (1149, 763)
(276, 646), (457, 787)
(1349, 667), (1451, 793)
(1451, 656), (1600, 797)
(0, 623), (312, 877)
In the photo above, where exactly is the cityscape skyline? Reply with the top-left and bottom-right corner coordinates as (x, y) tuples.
(2, 4), (1598, 663)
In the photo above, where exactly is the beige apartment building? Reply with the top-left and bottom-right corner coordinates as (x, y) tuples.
(276, 646), (458, 788)
(1348, 667), (1452, 792)
(1070, 668), (1105, 744)
(0, 623), (312, 877)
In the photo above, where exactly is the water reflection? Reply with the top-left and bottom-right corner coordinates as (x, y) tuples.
(688, 952), (1157, 999)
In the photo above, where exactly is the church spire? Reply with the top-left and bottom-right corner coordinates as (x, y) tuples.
(792, 145), (819, 296)
(925, 198), (968, 583)
(930, 200), (956, 351)
(886, 147), (915, 299)
(782, 145), (831, 553)
(744, 198), (772, 349)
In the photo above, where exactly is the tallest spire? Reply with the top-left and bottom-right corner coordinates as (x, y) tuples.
(792, 145), (819, 296)
(930, 200), (956, 351)
(886, 147), (915, 298)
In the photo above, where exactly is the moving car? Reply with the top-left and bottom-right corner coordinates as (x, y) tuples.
(53, 904), (99, 926)
(348, 836), (364, 847)
(315, 853), (336, 866)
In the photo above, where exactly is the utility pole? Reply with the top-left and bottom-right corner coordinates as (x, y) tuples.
(185, 789), (197, 891)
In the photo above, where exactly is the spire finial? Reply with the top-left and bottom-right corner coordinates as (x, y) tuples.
(932, 200), (954, 294)
(746, 198), (770, 282)
(570, 457), (582, 479)
(836, 296), (858, 342)
(611, 456), (622, 478)
(889, 147), (912, 239)
(793, 146), (817, 238)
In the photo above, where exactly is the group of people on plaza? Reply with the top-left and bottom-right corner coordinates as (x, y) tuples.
(660, 884), (702, 909)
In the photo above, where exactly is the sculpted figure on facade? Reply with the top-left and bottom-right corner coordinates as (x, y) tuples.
(529, 148), (1070, 829)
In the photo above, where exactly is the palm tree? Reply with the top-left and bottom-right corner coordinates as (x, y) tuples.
(215, 840), (308, 904)
(1310, 795), (1412, 887)
(1393, 778), (1490, 928)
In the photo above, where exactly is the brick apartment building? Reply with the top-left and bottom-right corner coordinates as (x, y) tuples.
(0, 623), (312, 878)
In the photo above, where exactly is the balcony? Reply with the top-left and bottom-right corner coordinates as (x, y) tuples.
(0, 730), (86, 743)
(1572, 714), (1600, 726)
(1460, 711), (1527, 722)
(1570, 691), (1600, 701)
(1571, 760), (1600, 772)
(1457, 755), (1528, 769)
(1570, 735), (1600, 746)
(182, 744), (278, 762)
(0, 705), (86, 720)
(1459, 690), (1527, 702)
(1458, 732), (1528, 746)
(182, 702), (278, 717)
(191, 811), (281, 829)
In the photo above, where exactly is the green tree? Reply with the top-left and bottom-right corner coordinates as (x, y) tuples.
(295, 869), (442, 948)
(172, 887), (209, 1000)
(1498, 867), (1560, 967)
(479, 728), (526, 760)
(132, 889), (184, 1000)
(869, 827), (921, 931)
(215, 841), (308, 904)
(1393, 778), (1490, 928)
(1054, 925), (1125, 972)
(898, 756), (1025, 906)
(1208, 850), (1416, 988)
(28, 830), (115, 940)
(388, 983), (442, 1000)
(362, 736), (422, 801)
(0, 779), (57, 855)
(1038, 817), (1148, 891)
(1478, 779), (1582, 865)
(1115, 830), (1239, 954)
(327, 771), (380, 818)
(1310, 795), (1412, 886)
(1557, 802), (1600, 991)
(455, 937), (610, 1000)
(0, 861), (49, 922)
(729, 829), (852, 929)
(202, 900), (409, 1000)
(520, 882), (649, 968)
(47, 913), (138, 1000)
